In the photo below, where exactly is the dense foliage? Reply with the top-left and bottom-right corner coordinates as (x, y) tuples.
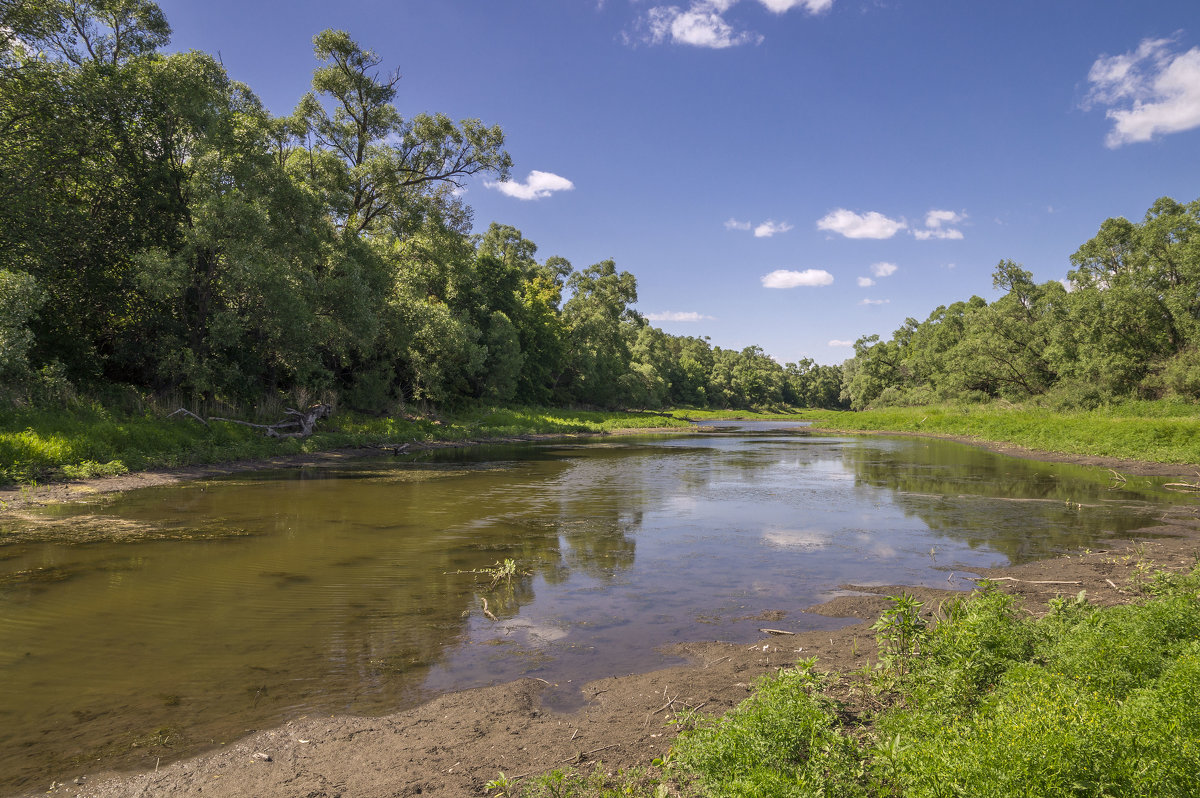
(840, 198), (1200, 410)
(0, 1), (843, 413)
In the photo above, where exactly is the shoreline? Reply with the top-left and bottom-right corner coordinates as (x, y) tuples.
(3, 421), (1197, 515)
(24, 526), (1200, 798)
(0, 426), (692, 513)
(805, 422), (1200, 478)
(6, 426), (1200, 796)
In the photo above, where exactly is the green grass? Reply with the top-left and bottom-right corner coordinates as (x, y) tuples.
(0, 403), (693, 486)
(488, 565), (1200, 798)
(803, 401), (1200, 465)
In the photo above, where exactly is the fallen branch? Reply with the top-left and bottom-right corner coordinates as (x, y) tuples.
(988, 577), (1082, 585)
(759, 628), (796, 636)
(564, 743), (621, 763)
(367, 443), (411, 455)
(168, 404), (332, 439)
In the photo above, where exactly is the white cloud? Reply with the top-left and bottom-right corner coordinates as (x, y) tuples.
(828, 339), (854, 347)
(485, 170), (574, 200)
(860, 298), (890, 306)
(753, 219), (794, 238)
(913, 227), (964, 240)
(725, 217), (752, 230)
(869, 261), (898, 278)
(632, 0), (831, 48)
(816, 208), (906, 239)
(912, 208), (966, 240)
(645, 311), (715, 322)
(924, 209), (964, 228)
(644, 2), (761, 48)
(856, 276), (875, 287)
(757, 0), (833, 14)
(761, 268), (834, 288)
(1084, 37), (1200, 147)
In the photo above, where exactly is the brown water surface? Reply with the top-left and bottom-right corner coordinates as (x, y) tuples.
(0, 424), (1185, 791)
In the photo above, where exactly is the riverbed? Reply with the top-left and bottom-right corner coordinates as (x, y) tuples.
(0, 423), (1188, 792)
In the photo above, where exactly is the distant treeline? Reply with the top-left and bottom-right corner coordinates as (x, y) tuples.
(842, 196), (1200, 410)
(0, 1), (844, 412)
(3, 5), (1198, 417)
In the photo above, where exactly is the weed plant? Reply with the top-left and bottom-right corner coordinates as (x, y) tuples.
(498, 565), (1200, 798)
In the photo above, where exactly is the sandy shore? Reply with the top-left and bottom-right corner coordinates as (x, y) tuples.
(5, 430), (1200, 797)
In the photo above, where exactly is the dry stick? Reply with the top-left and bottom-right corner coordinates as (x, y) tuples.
(1106, 578), (1126, 593)
(988, 577), (1083, 585)
(652, 693), (679, 714)
(704, 655), (730, 669)
(563, 743), (621, 763)
(481, 597), (498, 622)
(759, 628), (795, 636)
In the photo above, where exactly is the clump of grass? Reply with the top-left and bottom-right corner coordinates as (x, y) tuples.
(488, 566), (1200, 797)
(669, 658), (863, 797)
(660, 567), (1200, 798)
(805, 401), (1200, 464)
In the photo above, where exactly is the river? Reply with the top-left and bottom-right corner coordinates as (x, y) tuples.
(0, 423), (1182, 791)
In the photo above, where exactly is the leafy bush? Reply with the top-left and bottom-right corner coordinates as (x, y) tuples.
(671, 660), (863, 797)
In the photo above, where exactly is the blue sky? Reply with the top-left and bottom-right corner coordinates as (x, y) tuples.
(154, 0), (1200, 365)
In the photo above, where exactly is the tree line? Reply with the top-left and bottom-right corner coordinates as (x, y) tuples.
(4, 3), (1197, 417)
(0, 0), (845, 412)
(841, 196), (1200, 410)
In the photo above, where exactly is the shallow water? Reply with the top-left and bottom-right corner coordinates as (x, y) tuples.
(0, 425), (1186, 790)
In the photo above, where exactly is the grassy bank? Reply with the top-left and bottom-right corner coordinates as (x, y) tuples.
(803, 401), (1200, 465)
(495, 563), (1200, 797)
(0, 403), (693, 485)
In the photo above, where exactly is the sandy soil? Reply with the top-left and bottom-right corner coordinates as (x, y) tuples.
(7, 433), (1200, 798)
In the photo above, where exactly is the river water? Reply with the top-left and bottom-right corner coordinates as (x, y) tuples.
(0, 424), (1184, 790)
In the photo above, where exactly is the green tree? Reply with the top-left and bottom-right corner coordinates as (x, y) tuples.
(290, 29), (511, 237)
(562, 260), (640, 406)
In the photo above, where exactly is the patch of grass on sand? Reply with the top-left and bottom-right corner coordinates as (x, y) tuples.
(495, 564), (1200, 797)
(803, 401), (1200, 465)
(0, 402), (693, 485)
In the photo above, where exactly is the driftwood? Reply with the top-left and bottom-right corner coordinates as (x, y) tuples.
(168, 404), (332, 439)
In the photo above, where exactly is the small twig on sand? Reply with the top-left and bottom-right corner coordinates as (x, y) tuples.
(988, 577), (1082, 585)
(1105, 578), (1127, 593)
(563, 743), (621, 763)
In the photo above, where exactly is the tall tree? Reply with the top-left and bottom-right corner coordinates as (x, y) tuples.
(290, 29), (511, 237)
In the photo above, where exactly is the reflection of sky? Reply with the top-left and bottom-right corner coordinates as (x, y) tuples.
(3, 429), (1184, 781)
(426, 431), (1177, 704)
